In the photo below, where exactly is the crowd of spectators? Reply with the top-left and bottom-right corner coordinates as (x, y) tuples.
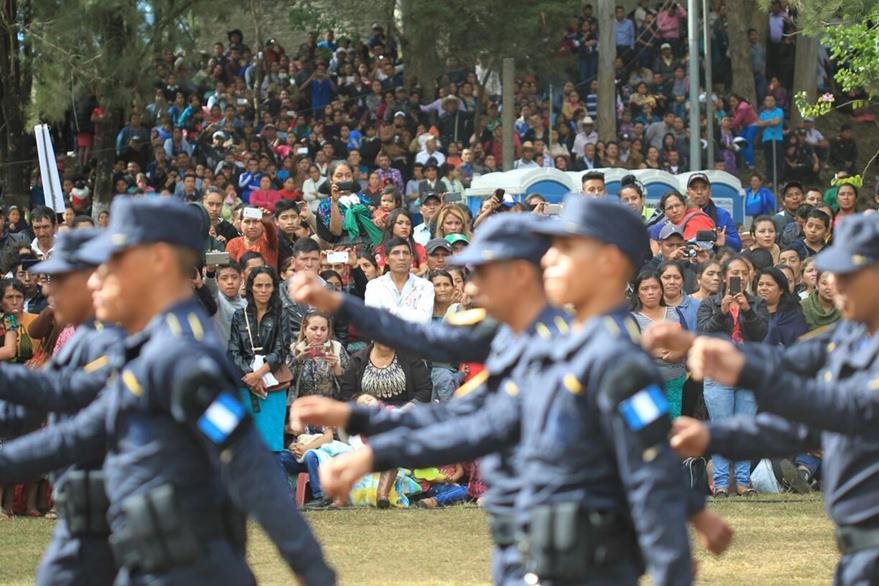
(1, 0), (877, 513)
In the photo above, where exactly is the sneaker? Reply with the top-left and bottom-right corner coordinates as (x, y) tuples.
(303, 497), (335, 510)
(779, 459), (811, 494)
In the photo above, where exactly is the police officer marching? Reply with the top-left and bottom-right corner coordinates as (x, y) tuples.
(288, 213), (571, 585)
(308, 198), (729, 585)
(0, 228), (123, 586)
(656, 213), (879, 586)
(0, 198), (335, 585)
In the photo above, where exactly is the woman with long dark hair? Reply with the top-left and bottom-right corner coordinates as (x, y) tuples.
(373, 208), (427, 274)
(756, 267), (808, 346)
(228, 266), (291, 451)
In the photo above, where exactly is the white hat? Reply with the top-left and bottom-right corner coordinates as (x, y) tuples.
(581, 116), (594, 126)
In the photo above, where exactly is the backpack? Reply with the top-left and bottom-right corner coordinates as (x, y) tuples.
(682, 456), (710, 495)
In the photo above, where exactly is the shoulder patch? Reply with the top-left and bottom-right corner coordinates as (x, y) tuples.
(446, 308), (487, 327)
(503, 381), (519, 397)
(166, 313), (183, 336)
(869, 378), (879, 391)
(453, 370), (490, 398)
(122, 369), (144, 397)
(83, 355), (109, 374)
(563, 373), (584, 395)
(187, 313), (205, 341)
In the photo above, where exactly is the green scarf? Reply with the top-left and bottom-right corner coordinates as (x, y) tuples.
(800, 290), (840, 330)
(343, 204), (384, 246)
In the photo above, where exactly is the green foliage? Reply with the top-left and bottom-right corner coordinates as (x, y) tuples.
(788, 0), (879, 98)
(25, 0), (224, 125)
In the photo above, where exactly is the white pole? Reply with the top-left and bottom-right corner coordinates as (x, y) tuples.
(688, 0), (701, 171)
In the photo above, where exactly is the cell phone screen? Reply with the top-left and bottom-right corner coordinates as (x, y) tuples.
(729, 276), (742, 296)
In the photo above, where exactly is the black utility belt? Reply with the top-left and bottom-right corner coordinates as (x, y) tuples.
(519, 503), (637, 581)
(55, 469), (110, 537)
(836, 525), (879, 555)
(489, 513), (517, 547)
(110, 484), (246, 574)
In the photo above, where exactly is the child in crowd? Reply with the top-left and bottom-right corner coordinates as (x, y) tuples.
(413, 463), (469, 509)
(371, 186), (400, 230)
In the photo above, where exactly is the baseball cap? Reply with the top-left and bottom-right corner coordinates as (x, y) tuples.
(425, 238), (452, 254)
(686, 172), (710, 188)
(659, 223), (686, 240)
(79, 197), (205, 264)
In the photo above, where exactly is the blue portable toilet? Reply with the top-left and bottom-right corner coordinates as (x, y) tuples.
(465, 168), (577, 215)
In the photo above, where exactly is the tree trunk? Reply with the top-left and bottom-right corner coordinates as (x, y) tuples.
(0, 0), (34, 209)
(596, 0), (616, 142)
(399, 0), (443, 90)
(727, 0), (757, 104)
(791, 34), (818, 126)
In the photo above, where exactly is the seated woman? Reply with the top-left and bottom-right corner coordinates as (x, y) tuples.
(289, 311), (349, 400)
(413, 463), (469, 509)
(339, 342), (432, 406)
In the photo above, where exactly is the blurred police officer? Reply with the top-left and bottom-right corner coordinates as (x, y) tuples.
(661, 213), (879, 585)
(0, 229), (122, 586)
(316, 198), (706, 586)
(0, 198), (335, 586)
(289, 213), (570, 585)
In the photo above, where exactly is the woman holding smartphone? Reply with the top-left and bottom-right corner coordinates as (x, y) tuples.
(696, 255), (769, 497)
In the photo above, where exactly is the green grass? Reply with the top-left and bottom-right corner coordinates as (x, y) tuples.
(0, 495), (836, 585)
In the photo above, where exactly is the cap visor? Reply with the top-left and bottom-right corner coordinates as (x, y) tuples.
(813, 247), (862, 274)
(77, 232), (121, 265)
(29, 258), (77, 275)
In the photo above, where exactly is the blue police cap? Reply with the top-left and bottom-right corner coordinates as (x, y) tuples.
(448, 214), (550, 267)
(30, 229), (100, 274)
(814, 213), (879, 274)
(79, 197), (205, 264)
(532, 196), (650, 270)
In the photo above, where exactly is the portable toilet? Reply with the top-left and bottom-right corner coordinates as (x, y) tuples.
(632, 169), (681, 205)
(465, 168), (577, 215)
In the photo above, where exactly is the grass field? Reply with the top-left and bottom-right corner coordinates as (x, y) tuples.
(0, 495), (836, 585)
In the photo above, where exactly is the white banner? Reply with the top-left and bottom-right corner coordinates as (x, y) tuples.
(34, 124), (65, 213)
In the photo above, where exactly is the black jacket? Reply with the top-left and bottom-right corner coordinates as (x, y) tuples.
(697, 292), (769, 341)
(338, 345), (432, 406)
(228, 304), (291, 379)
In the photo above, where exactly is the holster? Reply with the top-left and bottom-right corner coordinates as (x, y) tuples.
(110, 484), (245, 574)
(520, 503), (636, 581)
(488, 513), (517, 547)
(55, 469), (110, 537)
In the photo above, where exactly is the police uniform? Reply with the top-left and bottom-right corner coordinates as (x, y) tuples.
(0, 229), (122, 586)
(0, 198), (335, 586)
(365, 200), (695, 586)
(332, 214), (569, 585)
(703, 214), (879, 586)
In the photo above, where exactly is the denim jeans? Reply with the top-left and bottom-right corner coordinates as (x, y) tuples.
(703, 379), (757, 490)
(425, 483), (468, 507)
(277, 450), (322, 499)
(739, 124), (759, 167)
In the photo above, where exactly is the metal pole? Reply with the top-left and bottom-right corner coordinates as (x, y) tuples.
(702, 0), (714, 167)
(502, 57), (515, 171)
(548, 83), (554, 154)
(688, 0), (700, 171)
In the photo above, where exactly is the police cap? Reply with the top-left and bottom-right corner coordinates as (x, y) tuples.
(448, 214), (550, 267)
(814, 213), (879, 274)
(30, 229), (101, 274)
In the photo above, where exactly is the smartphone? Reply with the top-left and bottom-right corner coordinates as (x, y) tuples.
(729, 276), (742, 296)
(444, 192), (463, 203)
(205, 251), (230, 265)
(493, 188), (505, 204)
(544, 203), (563, 216)
(243, 207), (262, 220)
(326, 251), (348, 264)
(335, 181), (359, 193)
(237, 98), (248, 106)
(694, 230), (717, 243)
(296, 147), (309, 155)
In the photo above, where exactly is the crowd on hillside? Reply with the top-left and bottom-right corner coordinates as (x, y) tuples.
(0, 0), (877, 514)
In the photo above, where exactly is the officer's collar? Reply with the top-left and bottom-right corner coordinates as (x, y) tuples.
(124, 295), (201, 347)
(552, 304), (634, 359)
(526, 304), (571, 341)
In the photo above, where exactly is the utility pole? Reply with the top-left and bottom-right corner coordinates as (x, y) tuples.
(702, 0), (714, 166)
(502, 57), (514, 171)
(688, 0), (701, 171)
(597, 0), (617, 141)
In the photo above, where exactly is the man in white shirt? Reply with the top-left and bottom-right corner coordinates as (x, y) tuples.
(514, 142), (540, 169)
(364, 237), (434, 323)
(414, 136), (446, 167)
(30, 206), (57, 260)
(572, 117), (599, 157)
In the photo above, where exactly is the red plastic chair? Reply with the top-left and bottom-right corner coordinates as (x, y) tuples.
(296, 473), (311, 507)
